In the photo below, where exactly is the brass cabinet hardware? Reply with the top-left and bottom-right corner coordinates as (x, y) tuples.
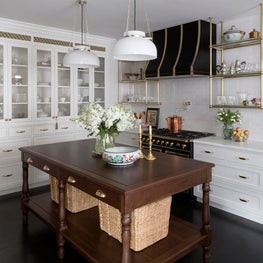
(2, 149), (13, 152)
(239, 157), (249, 160)
(3, 174), (13, 177)
(16, 130), (26, 133)
(4, 118), (12, 122)
(40, 128), (48, 132)
(67, 176), (76, 183)
(43, 165), (50, 171)
(61, 126), (69, 129)
(27, 157), (33, 163)
(95, 189), (106, 198)
(239, 198), (249, 203)
(239, 175), (249, 179)
(204, 150), (212, 154)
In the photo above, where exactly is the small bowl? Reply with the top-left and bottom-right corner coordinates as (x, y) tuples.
(102, 146), (141, 166)
(125, 73), (139, 81)
(223, 26), (245, 42)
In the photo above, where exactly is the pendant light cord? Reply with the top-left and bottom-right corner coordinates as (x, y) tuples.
(134, 0), (136, 30)
(81, 1), (84, 44)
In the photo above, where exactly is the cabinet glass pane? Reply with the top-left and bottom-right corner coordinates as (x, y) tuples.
(11, 47), (28, 119)
(57, 52), (71, 117)
(77, 68), (90, 114)
(0, 45), (3, 120)
(94, 57), (105, 106)
(36, 50), (51, 118)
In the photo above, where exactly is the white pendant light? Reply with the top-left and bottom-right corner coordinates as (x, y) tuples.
(113, 0), (157, 61)
(63, 0), (99, 68)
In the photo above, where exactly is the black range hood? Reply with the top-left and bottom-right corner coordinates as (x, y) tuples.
(145, 20), (216, 78)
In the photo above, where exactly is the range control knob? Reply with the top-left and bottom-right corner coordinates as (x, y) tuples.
(161, 140), (165, 145)
(170, 142), (174, 147)
(182, 144), (187, 150)
(176, 142), (180, 148)
(152, 138), (156, 143)
(165, 141), (170, 146)
(156, 139), (160, 145)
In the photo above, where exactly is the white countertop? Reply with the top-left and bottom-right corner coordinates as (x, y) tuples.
(194, 136), (263, 154)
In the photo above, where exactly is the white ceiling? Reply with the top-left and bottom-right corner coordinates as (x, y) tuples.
(0, 0), (262, 39)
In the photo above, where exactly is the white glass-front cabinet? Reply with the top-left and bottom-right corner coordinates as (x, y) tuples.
(35, 46), (72, 120)
(0, 42), (31, 122)
(76, 56), (105, 114)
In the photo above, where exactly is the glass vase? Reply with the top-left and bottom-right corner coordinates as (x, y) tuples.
(223, 125), (233, 140)
(94, 134), (115, 155)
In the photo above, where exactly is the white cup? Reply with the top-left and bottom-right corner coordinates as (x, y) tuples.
(60, 97), (66, 102)
(44, 97), (50, 103)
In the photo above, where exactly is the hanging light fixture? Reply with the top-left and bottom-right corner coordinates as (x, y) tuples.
(63, 0), (99, 68)
(113, 0), (157, 61)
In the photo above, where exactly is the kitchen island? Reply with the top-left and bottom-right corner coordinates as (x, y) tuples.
(20, 139), (214, 263)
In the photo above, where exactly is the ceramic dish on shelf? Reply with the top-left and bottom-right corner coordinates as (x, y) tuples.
(102, 146), (140, 166)
(37, 112), (48, 117)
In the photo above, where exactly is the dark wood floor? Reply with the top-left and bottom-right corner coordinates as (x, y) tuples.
(0, 186), (263, 263)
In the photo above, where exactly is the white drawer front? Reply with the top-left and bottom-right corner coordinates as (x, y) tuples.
(214, 165), (261, 188)
(0, 128), (7, 138)
(211, 184), (261, 212)
(9, 126), (32, 137)
(225, 150), (263, 169)
(194, 144), (224, 161)
(0, 164), (22, 188)
(0, 139), (32, 161)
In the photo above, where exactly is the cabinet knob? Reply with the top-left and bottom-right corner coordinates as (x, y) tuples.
(238, 157), (249, 161)
(16, 130), (26, 133)
(43, 165), (50, 171)
(3, 174), (13, 177)
(40, 128), (48, 132)
(61, 126), (69, 129)
(95, 189), (106, 198)
(204, 150), (212, 154)
(67, 176), (76, 183)
(2, 149), (13, 153)
(239, 175), (249, 179)
(239, 198), (249, 203)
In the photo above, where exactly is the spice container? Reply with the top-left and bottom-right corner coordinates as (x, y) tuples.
(249, 29), (259, 38)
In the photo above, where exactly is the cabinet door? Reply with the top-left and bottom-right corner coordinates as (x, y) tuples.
(94, 57), (105, 107)
(35, 48), (52, 119)
(57, 51), (72, 117)
(10, 44), (31, 120)
(77, 67), (90, 114)
(0, 44), (3, 120)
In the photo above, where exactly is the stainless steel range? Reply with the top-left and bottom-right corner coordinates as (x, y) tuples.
(142, 129), (214, 158)
(142, 128), (214, 200)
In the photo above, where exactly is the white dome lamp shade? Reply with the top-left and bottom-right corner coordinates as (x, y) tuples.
(63, 45), (99, 68)
(113, 0), (157, 61)
(63, 0), (99, 68)
(113, 30), (157, 61)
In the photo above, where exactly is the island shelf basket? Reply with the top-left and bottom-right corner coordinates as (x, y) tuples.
(49, 175), (98, 213)
(98, 196), (171, 251)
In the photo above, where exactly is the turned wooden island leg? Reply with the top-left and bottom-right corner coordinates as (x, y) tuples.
(57, 179), (67, 260)
(121, 213), (131, 263)
(202, 182), (211, 263)
(21, 161), (29, 226)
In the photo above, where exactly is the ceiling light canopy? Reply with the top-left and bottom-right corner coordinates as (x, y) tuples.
(63, 0), (99, 68)
(113, 0), (157, 61)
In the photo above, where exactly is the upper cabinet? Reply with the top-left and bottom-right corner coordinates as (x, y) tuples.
(0, 41), (32, 122)
(209, 4), (263, 109)
(145, 20), (216, 78)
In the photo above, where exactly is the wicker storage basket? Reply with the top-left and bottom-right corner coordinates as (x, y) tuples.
(98, 196), (171, 251)
(50, 175), (98, 213)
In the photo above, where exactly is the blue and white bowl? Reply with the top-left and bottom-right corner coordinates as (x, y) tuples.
(102, 146), (141, 166)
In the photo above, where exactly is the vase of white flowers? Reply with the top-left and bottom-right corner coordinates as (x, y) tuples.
(216, 108), (242, 139)
(74, 102), (135, 154)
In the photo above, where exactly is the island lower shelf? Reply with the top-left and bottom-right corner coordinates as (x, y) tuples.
(26, 192), (207, 263)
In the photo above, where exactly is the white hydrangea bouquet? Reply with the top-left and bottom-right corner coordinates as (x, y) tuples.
(74, 102), (135, 153)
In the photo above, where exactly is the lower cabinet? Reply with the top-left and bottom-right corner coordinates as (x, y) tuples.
(194, 137), (263, 224)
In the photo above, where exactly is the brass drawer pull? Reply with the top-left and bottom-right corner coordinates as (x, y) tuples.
(27, 157), (33, 163)
(239, 157), (249, 161)
(61, 126), (69, 129)
(40, 128), (48, 132)
(3, 174), (13, 177)
(204, 150), (212, 154)
(239, 198), (249, 203)
(3, 149), (13, 152)
(43, 165), (50, 171)
(67, 176), (76, 183)
(16, 130), (26, 133)
(96, 189), (106, 198)
(239, 175), (249, 179)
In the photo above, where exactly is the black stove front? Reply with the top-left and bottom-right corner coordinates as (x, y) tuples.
(142, 129), (214, 158)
